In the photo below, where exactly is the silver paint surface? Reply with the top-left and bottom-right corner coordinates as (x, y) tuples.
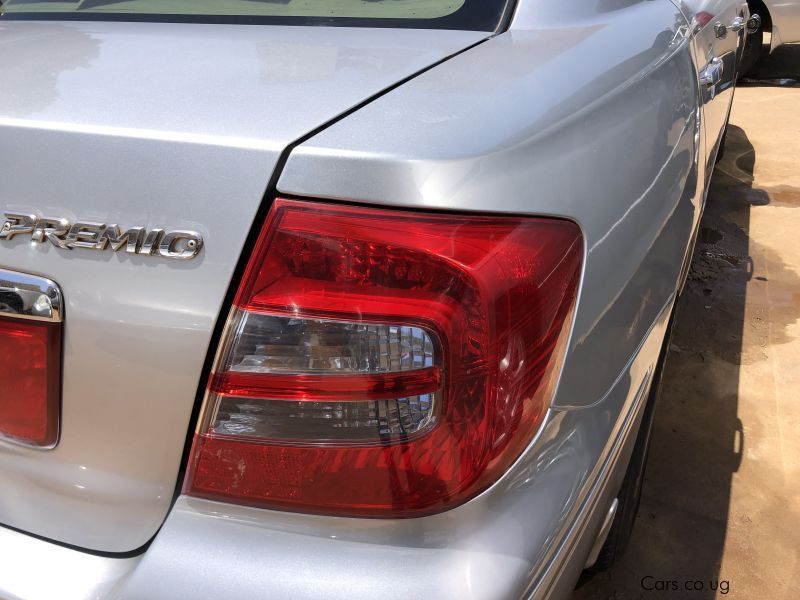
(279, 1), (699, 413)
(119, 301), (672, 600)
(0, 525), (140, 600)
(0, 0), (743, 597)
(0, 20), (486, 552)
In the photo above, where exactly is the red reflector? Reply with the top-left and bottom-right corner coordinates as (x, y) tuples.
(211, 367), (441, 401)
(696, 11), (715, 28)
(186, 199), (582, 517)
(0, 317), (61, 447)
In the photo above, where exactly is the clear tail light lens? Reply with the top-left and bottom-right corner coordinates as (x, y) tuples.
(185, 198), (582, 517)
(209, 312), (441, 443)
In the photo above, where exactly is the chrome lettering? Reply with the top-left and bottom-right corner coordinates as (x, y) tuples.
(0, 210), (203, 260)
(66, 221), (105, 249)
(32, 217), (70, 249)
(139, 229), (164, 256)
(96, 225), (144, 254)
(158, 230), (203, 260)
(1, 212), (37, 240)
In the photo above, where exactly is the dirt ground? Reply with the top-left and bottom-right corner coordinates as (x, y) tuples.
(573, 47), (800, 599)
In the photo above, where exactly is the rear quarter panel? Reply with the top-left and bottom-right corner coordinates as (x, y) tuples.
(2, 2), (706, 597)
(138, 2), (703, 596)
(279, 0), (702, 412)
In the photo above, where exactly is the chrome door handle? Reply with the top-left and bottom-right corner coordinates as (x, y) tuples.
(700, 58), (724, 87)
(730, 16), (746, 32)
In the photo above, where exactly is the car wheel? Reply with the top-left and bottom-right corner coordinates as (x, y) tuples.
(583, 309), (676, 577)
(738, 23), (764, 78)
(716, 122), (728, 164)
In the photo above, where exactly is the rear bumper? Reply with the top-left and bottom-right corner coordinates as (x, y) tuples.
(0, 304), (671, 600)
(0, 526), (139, 600)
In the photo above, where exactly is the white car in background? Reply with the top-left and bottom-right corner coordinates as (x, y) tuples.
(743, 0), (800, 72)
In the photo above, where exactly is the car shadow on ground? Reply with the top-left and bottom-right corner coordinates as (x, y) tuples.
(741, 43), (800, 85)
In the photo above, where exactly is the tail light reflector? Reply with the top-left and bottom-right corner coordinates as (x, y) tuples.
(185, 199), (582, 517)
(0, 270), (62, 448)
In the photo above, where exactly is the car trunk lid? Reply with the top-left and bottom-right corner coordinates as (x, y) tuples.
(0, 19), (486, 552)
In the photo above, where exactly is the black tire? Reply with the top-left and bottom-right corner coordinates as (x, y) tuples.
(739, 26), (764, 78)
(582, 310), (676, 578)
(716, 123), (728, 163)
(591, 394), (657, 571)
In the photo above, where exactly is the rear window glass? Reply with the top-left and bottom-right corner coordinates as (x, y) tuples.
(0, 0), (511, 30)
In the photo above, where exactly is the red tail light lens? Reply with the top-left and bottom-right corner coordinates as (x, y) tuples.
(0, 270), (62, 448)
(185, 199), (582, 517)
(695, 11), (716, 28)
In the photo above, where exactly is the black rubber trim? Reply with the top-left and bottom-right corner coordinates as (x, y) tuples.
(494, 0), (519, 33)
(0, 521), (147, 559)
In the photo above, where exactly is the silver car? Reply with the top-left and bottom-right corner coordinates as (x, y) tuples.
(0, 1), (754, 599)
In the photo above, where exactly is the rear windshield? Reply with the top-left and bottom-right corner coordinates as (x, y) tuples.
(0, 0), (511, 30)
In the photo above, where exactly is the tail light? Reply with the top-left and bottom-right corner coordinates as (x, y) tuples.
(695, 11), (716, 28)
(0, 270), (62, 448)
(185, 199), (582, 517)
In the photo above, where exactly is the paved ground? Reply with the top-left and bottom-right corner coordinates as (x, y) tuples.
(574, 48), (800, 599)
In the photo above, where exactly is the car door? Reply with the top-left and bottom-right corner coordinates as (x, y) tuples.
(685, 1), (747, 181)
